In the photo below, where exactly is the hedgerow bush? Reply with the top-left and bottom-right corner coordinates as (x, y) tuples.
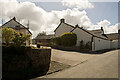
(52, 32), (77, 47)
(79, 40), (91, 50)
(84, 41), (91, 49)
(79, 40), (84, 49)
(52, 37), (61, 45)
(60, 32), (77, 46)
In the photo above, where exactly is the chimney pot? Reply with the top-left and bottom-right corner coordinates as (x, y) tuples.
(101, 27), (103, 31)
(60, 19), (65, 23)
(75, 24), (79, 27)
(13, 17), (16, 21)
(101, 27), (104, 34)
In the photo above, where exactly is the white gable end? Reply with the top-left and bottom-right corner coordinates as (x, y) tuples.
(72, 27), (92, 46)
(2, 20), (25, 28)
(55, 23), (74, 37)
(92, 37), (111, 51)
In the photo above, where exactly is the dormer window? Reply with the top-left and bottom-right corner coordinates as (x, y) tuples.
(15, 25), (20, 30)
(15, 25), (20, 28)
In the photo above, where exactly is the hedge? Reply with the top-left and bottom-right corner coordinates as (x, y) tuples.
(52, 32), (77, 47)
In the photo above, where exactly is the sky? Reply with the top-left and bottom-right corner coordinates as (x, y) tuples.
(35, 2), (118, 25)
(0, 0), (119, 38)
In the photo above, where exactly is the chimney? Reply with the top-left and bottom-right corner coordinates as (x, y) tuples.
(60, 19), (65, 23)
(13, 17), (16, 21)
(75, 24), (79, 27)
(101, 27), (104, 34)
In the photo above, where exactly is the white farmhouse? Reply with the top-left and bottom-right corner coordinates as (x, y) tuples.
(1, 17), (32, 46)
(54, 19), (118, 51)
(54, 19), (74, 37)
(106, 33), (118, 49)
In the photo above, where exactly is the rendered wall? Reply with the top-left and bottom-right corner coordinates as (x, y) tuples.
(55, 23), (74, 37)
(92, 37), (111, 51)
(72, 27), (92, 46)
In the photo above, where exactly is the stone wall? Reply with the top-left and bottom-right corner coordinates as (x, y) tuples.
(26, 47), (51, 68)
(2, 46), (51, 79)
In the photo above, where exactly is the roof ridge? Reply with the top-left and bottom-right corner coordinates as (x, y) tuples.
(1, 17), (32, 34)
(71, 26), (111, 41)
(54, 22), (75, 32)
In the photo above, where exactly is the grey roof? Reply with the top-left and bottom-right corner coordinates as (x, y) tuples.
(54, 22), (74, 32)
(54, 20), (118, 41)
(1, 17), (32, 34)
(89, 29), (102, 34)
(71, 26), (110, 40)
(34, 35), (55, 40)
(106, 33), (118, 40)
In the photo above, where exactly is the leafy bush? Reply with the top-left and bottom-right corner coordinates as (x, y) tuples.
(2, 27), (31, 46)
(60, 32), (77, 46)
(2, 27), (15, 45)
(12, 32), (31, 46)
(52, 32), (77, 47)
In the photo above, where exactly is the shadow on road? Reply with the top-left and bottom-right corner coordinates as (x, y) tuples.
(52, 47), (119, 54)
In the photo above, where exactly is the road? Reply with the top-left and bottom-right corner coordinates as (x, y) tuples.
(51, 49), (100, 66)
(38, 49), (118, 78)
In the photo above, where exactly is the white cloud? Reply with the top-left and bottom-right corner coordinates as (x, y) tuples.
(90, 20), (118, 34)
(61, 0), (94, 9)
(97, 20), (118, 34)
(0, 0), (118, 38)
(98, 20), (111, 27)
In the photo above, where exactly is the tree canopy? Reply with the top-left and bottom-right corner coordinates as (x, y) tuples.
(2, 27), (15, 45)
(2, 27), (31, 46)
(37, 31), (46, 36)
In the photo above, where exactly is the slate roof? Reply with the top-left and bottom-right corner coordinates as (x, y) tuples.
(54, 21), (112, 40)
(71, 26), (110, 40)
(34, 34), (55, 40)
(54, 22), (74, 32)
(89, 29), (102, 34)
(106, 33), (118, 40)
(1, 17), (32, 34)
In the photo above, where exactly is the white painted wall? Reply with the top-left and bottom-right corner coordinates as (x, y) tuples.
(92, 37), (111, 51)
(55, 23), (74, 37)
(111, 40), (118, 49)
(72, 27), (92, 46)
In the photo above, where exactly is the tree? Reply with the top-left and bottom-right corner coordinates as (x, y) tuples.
(2, 27), (15, 45)
(12, 32), (31, 46)
(37, 31), (46, 36)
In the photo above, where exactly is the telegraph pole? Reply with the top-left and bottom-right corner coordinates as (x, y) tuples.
(27, 20), (29, 29)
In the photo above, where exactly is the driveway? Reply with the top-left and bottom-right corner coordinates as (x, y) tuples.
(51, 49), (100, 66)
(39, 49), (118, 78)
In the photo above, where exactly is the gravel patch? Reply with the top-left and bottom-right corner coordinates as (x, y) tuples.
(47, 61), (71, 74)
